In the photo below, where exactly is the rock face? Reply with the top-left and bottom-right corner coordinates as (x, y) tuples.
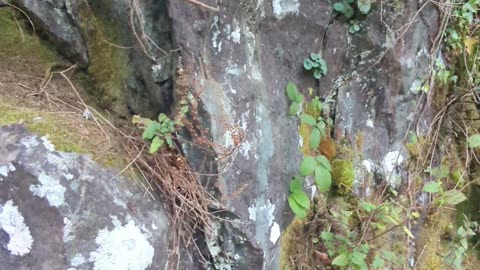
(8, 0), (441, 269)
(0, 125), (169, 270)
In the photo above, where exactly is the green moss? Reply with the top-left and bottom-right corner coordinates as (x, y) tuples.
(332, 159), (355, 194)
(77, 6), (130, 116)
(0, 9), (58, 66)
(0, 100), (85, 153)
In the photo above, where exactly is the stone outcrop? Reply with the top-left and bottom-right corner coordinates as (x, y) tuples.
(5, 0), (441, 268)
(0, 125), (169, 270)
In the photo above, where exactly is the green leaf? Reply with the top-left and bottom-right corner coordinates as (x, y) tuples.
(359, 200), (376, 213)
(318, 59), (327, 74)
(149, 136), (164, 154)
(304, 59), (313, 70)
(351, 251), (367, 266)
(300, 114), (317, 126)
(315, 155), (332, 171)
(344, 5), (354, 18)
(315, 167), (332, 192)
(310, 128), (321, 149)
(142, 122), (161, 140)
(286, 82), (298, 101)
(165, 135), (174, 147)
(313, 69), (322, 79)
(332, 253), (350, 267)
(380, 250), (397, 262)
(357, 0), (371, 14)
(300, 156), (317, 176)
(289, 102), (300, 115)
(292, 191), (310, 209)
(288, 196), (307, 218)
(289, 177), (303, 193)
(372, 255), (385, 268)
(442, 189), (467, 205)
(310, 53), (320, 61)
(468, 134), (480, 148)
(295, 93), (304, 103)
(334, 2), (346, 12)
(320, 231), (334, 241)
(423, 181), (441, 193)
(158, 113), (168, 122)
(431, 165), (449, 179)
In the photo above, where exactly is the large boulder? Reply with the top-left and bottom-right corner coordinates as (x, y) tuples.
(0, 125), (169, 270)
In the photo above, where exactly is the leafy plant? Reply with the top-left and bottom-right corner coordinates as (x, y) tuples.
(349, 20), (361, 33)
(133, 113), (176, 153)
(334, 0), (373, 19)
(303, 53), (327, 79)
(288, 177), (310, 218)
(444, 216), (478, 269)
(422, 165), (468, 206)
(286, 82), (304, 115)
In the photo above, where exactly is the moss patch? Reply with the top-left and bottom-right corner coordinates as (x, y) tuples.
(0, 9), (58, 68)
(332, 159), (355, 194)
(77, 5), (130, 116)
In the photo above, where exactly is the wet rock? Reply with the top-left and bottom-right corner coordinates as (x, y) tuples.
(0, 125), (169, 270)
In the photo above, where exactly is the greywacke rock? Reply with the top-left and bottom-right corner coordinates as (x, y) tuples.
(0, 125), (169, 270)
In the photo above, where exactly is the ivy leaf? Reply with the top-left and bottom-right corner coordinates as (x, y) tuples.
(300, 156), (317, 176)
(315, 167), (332, 192)
(142, 121), (160, 140)
(442, 189), (467, 206)
(304, 59), (314, 70)
(310, 127), (321, 149)
(332, 253), (350, 267)
(430, 165), (449, 179)
(289, 102), (300, 115)
(423, 181), (441, 193)
(289, 176), (303, 193)
(286, 82), (298, 101)
(334, 2), (346, 12)
(292, 191), (310, 209)
(288, 196), (307, 218)
(300, 114), (317, 126)
(315, 155), (332, 171)
(468, 134), (480, 148)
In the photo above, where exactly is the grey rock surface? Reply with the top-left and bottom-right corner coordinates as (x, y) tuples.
(0, 125), (169, 270)
(7, 0), (441, 269)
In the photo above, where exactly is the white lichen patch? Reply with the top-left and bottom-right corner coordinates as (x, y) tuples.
(362, 159), (374, 173)
(230, 19), (241, 44)
(366, 118), (374, 128)
(30, 173), (66, 207)
(63, 217), (74, 242)
(270, 222), (281, 244)
(0, 200), (34, 256)
(0, 163), (15, 178)
(382, 151), (404, 187)
(89, 220), (154, 270)
(41, 136), (55, 152)
(272, 0), (300, 18)
(71, 253), (86, 267)
(20, 135), (39, 149)
(248, 200), (276, 226)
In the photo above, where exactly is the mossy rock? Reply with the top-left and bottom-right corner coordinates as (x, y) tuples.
(332, 159), (355, 194)
(0, 9), (58, 68)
